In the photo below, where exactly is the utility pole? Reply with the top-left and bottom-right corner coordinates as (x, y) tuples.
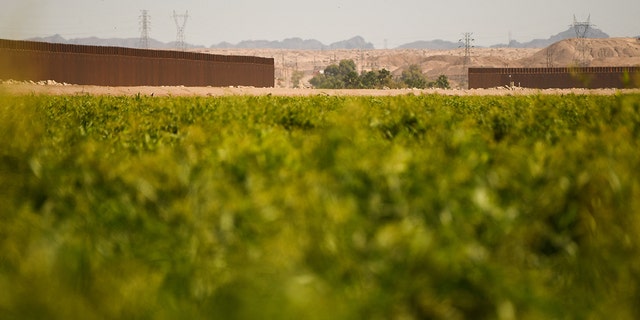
(173, 10), (189, 51)
(571, 14), (594, 67)
(281, 53), (287, 88)
(139, 10), (151, 49)
(546, 47), (555, 68)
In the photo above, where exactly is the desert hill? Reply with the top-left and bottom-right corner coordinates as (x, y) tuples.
(518, 38), (640, 67)
(197, 38), (640, 88)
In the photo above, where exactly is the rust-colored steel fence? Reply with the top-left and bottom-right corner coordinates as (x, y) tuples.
(469, 67), (640, 89)
(0, 39), (274, 87)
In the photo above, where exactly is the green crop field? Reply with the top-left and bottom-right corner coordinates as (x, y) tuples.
(1, 93), (640, 319)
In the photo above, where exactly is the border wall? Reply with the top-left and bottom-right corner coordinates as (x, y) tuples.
(469, 67), (640, 89)
(0, 39), (274, 87)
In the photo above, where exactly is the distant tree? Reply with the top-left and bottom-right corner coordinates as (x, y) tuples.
(309, 59), (400, 89)
(359, 68), (396, 89)
(309, 72), (332, 88)
(310, 59), (360, 89)
(339, 60), (360, 88)
(401, 64), (428, 89)
(376, 69), (395, 88)
(431, 75), (450, 89)
(360, 70), (379, 88)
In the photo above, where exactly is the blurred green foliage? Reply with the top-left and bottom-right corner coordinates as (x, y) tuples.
(1, 93), (640, 319)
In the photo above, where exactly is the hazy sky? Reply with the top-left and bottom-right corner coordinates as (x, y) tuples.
(1, 0), (638, 48)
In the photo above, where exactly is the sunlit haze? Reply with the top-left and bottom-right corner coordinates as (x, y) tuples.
(1, 0), (638, 48)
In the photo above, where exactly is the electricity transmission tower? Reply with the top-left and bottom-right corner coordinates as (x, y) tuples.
(459, 32), (474, 65)
(459, 32), (474, 87)
(139, 10), (151, 49)
(173, 10), (189, 51)
(571, 14), (594, 66)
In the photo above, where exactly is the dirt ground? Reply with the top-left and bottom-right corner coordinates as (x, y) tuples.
(2, 81), (638, 97)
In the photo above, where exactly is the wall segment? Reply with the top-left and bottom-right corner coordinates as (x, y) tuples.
(0, 39), (274, 87)
(469, 67), (640, 89)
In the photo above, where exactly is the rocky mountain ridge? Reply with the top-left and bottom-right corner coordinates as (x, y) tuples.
(26, 27), (617, 50)
(27, 35), (374, 50)
(398, 28), (610, 49)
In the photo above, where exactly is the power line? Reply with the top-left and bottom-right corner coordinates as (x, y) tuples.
(546, 47), (556, 68)
(173, 10), (189, 51)
(139, 10), (151, 49)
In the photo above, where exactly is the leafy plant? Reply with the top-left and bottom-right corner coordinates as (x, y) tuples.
(1, 93), (639, 319)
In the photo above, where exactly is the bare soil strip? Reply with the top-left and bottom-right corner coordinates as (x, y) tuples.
(2, 83), (638, 97)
